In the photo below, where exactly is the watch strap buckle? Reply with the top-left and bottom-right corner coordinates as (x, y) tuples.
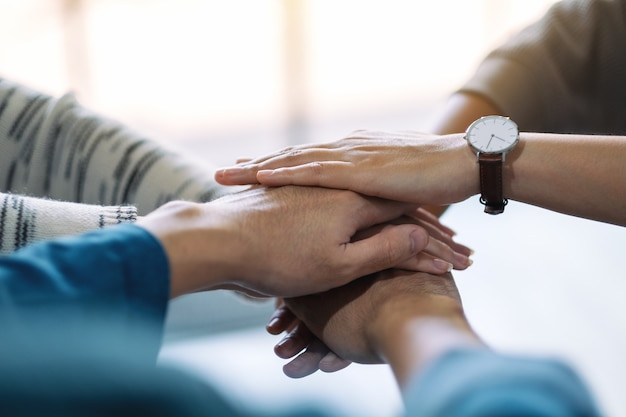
(479, 197), (508, 215)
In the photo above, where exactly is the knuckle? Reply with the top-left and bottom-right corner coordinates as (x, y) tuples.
(308, 161), (325, 176)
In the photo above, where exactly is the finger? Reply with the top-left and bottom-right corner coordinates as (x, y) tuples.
(356, 223), (471, 272)
(421, 235), (473, 271)
(340, 225), (429, 280)
(413, 208), (457, 236)
(235, 157), (253, 164)
(242, 143), (338, 167)
(395, 252), (453, 274)
(274, 322), (313, 359)
(352, 214), (472, 272)
(282, 338), (330, 379)
(215, 147), (336, 186)
(214, 166), (261, 185)
(266, 305), (296, 335)
(410, 209), (474, 256)
(256, 161), (355, 188)
(318, 351), (352, 373)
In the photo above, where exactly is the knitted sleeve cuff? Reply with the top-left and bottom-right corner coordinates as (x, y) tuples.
(0, 192), (137, 254)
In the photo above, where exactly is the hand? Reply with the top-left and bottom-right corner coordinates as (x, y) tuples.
(279, 269), (470, 366)
(267, 299), (351, 378)
(215, 131), (478, 206)
(139, 185), (432, 298)
(355, 207), (473, 273)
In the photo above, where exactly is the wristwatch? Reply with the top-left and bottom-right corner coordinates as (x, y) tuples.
(464, 115), (519, 215)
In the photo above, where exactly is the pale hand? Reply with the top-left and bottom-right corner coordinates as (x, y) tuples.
(215, 131), (479, 206)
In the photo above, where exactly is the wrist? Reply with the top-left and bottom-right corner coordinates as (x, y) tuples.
(367, 294), (482, 387)
(445, 133), (481, 200)
(137, 201), (239, 298)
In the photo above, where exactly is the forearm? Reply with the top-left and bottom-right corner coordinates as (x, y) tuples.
(0, 224), (169, 359)
(0, 78), (228, 214)
(429, 92), (626, 225)
(505, 132), (626, 226)
(369, 295), (483, 389)
(403, 348), (602, 417)
(371, 302), (602, 416)
(458, 0), (626, 134)
(431, 93), (502, 136)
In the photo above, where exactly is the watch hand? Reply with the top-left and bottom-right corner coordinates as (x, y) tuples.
(493, 134), (510, 143)
(486, 134), (495, 150)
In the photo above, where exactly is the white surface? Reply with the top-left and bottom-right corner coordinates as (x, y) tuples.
(160, 197), (626, 417)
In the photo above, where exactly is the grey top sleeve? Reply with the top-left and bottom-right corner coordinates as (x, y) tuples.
(459, 0), (626, 134)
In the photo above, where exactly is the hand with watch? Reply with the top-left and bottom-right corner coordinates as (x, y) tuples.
(214, 124), (505, 212)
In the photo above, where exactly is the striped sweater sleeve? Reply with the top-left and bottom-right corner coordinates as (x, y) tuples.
(0, 77), (228, 215)
(0, 77), (230, 253)
(0, 192), (137, 254)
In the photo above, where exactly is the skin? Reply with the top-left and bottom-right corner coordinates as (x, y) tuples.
(215, 93), (626, 227)
(260, 92), (626, 376)
(136, 185), (472, 299)
(276, 269), (484, 390)
(264, 93), (500, 377)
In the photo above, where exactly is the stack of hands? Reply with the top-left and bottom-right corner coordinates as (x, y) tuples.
(139, 131), (480, 387)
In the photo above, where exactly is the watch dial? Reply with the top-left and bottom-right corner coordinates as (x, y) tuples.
(466, 115), (519, 153)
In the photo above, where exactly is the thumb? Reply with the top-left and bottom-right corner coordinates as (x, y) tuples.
(342, 224), (429, 278)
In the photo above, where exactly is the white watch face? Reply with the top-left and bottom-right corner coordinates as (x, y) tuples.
(465, 115), (519, 153)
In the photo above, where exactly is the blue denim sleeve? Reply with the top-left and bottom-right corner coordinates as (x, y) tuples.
(0, 224), (170, 361)
(402, 349), (603, 417)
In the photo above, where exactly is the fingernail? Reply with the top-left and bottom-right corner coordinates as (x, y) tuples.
(276, 336), (294, 350)
(454, 252), (473, 268)
(433, 259), (453, 272)
(266, 317), (280, 329)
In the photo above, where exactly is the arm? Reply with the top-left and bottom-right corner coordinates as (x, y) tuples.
(0, 223), (170, 360)
(0, 77), (227, 214)
(137, 186), (471, 299)
(0, 77), (229, 252)
(0, 185), (423, 356)
(0, 184), (467, 333)
(216, 130), (626, 226)
(460, 0), (626, 134)
(280, 269), (602, 416)
(214, 0), (626, 225)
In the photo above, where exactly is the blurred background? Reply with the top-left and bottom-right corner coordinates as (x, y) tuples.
(0, 0), (558, 164)
(2, 1), (625, 417)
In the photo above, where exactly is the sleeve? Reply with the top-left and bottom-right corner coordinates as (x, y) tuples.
(0, 191), (137, 254)
(0, 223), (171, 361)
(0, 77), (229, 215)
(459, 0), (626, 134)
(402, 349), (603, 417)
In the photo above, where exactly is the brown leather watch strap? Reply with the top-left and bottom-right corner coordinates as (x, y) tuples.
(478, 153), (506, 214)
